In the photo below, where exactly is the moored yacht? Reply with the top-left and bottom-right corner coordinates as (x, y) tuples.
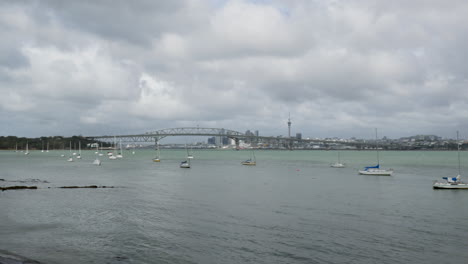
(433, 131), (468, 189)
(359, 129), (393, 176)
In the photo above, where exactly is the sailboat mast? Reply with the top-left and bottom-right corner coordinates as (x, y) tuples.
(375, 128), (380, 165)
(457, 131), (461, 176)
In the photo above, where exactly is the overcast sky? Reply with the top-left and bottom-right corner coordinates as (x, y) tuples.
(1, 0), (468, 140)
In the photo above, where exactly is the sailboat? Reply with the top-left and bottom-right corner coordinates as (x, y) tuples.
(241, 150), (256, 165)
(109, 137), (117, 159)
(180, 145), (191, 168)
(433, 131), (468, 189)
(41, 141), (44, 153)
(330, 151), (345, 168)
(24, 142), (29, 155)
(60, 143), (65, 157)
(76, 141), (82, 159)
(187, 145), (194, 159)
(67, 142), (73, 162)
(15, 142), (18, 152)
(98, 143), (104, 157)
(116, 139), (123, 158)
(358, 129), (393, 176)
(180, 160), (190, 168)
(46, 142), (49, 153)
(93, 143), (101, 166)
(72, 142), (77, 156)
(153, 141), (161, 162)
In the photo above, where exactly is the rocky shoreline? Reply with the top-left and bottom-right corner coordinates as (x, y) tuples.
(0, 179), (117, 191)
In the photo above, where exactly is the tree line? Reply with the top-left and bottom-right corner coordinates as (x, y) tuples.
(0, 136), (110, 150)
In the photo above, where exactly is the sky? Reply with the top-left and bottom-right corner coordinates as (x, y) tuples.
(1, 0), (468, 140)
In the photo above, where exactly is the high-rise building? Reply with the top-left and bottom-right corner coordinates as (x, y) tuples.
(296, 133), (302, 140)
(288, 113), (291, 138)
(207, 137), (215, 144)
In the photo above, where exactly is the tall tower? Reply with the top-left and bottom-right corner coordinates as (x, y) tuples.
(288, 113), (291, 138)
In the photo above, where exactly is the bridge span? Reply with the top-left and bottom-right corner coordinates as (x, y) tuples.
(87, 127), (324, 148)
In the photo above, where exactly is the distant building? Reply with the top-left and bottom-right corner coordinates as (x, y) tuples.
(208, 137), (215, 144)
(245, 130), (254, 136)
(296, 133), (302, 139)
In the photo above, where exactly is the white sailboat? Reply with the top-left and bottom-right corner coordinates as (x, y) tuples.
(67, 142), (73, 162)
(359, 129), (393, 176)
(96, 143), (104, 156)
(109, 137), (117, 159)
(433, 131), (468, 189)
(76, 141), (82, 159)
(180, 145), (191, 168)
(46, 142), (49, 152)
(153, 141), (161, 162)
(41, 141), (44, 153)
(241, 150), (256, 166)
(72, 142), (77, 156)
(116, 139), (123, 158)
(24, 142), (29, 155)
(180, 160), (190, 168)
(93, 143), (101, 166)
(187, 145), (194, 159)
(60, 143), (65, 157)
(330, 151), (345, 168)
(15, 142), (18, 152)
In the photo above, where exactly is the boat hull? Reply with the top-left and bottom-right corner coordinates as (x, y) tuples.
(359, 169), (393, 176)
(331, 163), (345, 168)
(433, 182), (468, 189)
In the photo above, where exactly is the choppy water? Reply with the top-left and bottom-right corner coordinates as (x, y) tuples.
(1, 150), (468, 264)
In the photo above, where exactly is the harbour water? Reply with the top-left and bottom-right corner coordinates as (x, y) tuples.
(1, 150), (468, 263)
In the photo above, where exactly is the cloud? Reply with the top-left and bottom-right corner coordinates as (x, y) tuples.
(1, 0), (468, 139)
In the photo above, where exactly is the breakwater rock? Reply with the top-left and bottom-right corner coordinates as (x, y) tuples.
(1, 186), (37, 191)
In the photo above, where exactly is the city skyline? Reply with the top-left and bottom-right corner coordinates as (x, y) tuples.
(2, 1), (468, 139)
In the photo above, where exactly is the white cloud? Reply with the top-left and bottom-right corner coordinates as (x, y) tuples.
(130, 73), (190, 119)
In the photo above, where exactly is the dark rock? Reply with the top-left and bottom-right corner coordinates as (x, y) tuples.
(1, 186), (37, 191)
(59, 185), (98, 189)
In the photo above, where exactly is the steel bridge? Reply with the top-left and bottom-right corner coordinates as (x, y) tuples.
(87, 127), (385, 149)
(86, 127), (319, 148)
(89, 127), (243, 142)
